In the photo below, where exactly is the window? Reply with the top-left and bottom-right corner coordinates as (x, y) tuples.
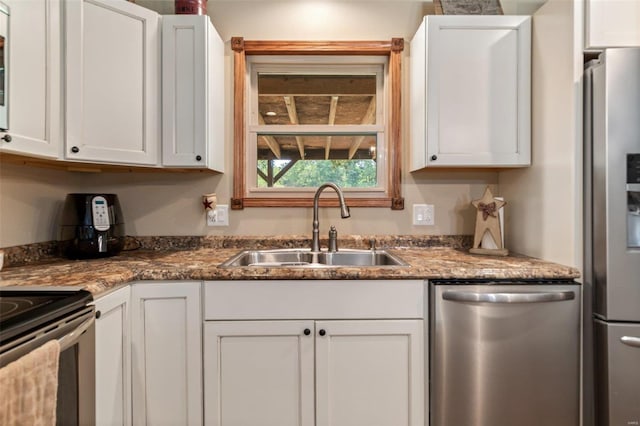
(231, 38), (404, 209)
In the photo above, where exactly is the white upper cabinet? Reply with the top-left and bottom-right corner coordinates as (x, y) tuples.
(0, 0), (63, 159)
(65, 0), (160, 165)
(162, 15), (225, 171)
(585, 0), (640, 49)
(410, 15), (531, 169)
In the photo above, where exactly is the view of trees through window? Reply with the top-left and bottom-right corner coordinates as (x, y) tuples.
(257, 159), (377, 188)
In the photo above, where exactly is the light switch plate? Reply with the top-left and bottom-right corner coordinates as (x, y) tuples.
(207, 205), (229, 226)
(413, 204), (434, 226)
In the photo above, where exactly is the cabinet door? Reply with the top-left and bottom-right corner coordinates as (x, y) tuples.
(204, 320), (315, 426)
(586, 0), (640, 49)
(65, 0), (160, 165)
(95, 286), (131, 426)
(410, 16), (531, 169)
(162, 15), (224, 171)
(131, 282), (202, 426)
(0, 0), (62, 158)
(315, 320), (424, 426)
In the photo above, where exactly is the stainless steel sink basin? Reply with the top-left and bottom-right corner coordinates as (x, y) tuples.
(219, 248), (408, 268)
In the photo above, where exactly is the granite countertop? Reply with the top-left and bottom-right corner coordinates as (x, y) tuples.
(0, 236), (580, 296)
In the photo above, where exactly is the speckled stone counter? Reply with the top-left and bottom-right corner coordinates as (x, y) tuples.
(0, 235), (580, 296)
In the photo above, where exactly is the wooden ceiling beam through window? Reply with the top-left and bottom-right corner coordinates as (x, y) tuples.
(283, 96), (306, 159)
(325, 95), (339, 160)
(257, 114), (282, 159)
(259, 75), (375, 96)
(348, 97), (377, 159)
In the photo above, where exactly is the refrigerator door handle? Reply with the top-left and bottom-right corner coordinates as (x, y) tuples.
(442, 290), (575, 304)
(620, 336), (640, 348)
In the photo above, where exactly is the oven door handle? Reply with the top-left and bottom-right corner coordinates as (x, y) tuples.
(58, 316), (95, 352)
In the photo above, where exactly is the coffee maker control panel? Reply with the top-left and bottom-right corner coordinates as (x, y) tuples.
(91, 196), (111, 231)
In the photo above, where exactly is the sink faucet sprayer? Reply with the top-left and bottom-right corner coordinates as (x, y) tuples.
(311, 183), (350, 252)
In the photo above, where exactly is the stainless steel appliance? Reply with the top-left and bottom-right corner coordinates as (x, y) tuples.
(0, 1), (8, 131)
(59, 193), (125, 259)
(430, 279), (580, 426)
(584, 48), (640, 426)
(0, 288), (96, 425)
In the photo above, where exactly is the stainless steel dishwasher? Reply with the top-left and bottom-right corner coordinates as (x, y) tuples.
(430, 279), (580, 426)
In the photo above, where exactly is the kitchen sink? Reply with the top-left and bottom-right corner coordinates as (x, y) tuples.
(219, 248), (408, 268)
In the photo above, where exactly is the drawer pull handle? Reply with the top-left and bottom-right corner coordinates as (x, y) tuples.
(303, 328), (311, 336)
(319, 329), (326, 337)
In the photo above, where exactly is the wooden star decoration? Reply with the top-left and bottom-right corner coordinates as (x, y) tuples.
(471, 186), (506, 250)
(203, 198), (214, 210)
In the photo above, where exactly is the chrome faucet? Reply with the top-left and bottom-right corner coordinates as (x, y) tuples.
(311, 183), (350, 252)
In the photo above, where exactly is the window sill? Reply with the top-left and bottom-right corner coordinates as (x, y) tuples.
(231, 196), (404, 209)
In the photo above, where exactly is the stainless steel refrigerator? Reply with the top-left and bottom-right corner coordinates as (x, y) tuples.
(584, 48), (640, 426)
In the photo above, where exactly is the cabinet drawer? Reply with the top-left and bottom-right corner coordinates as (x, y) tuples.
(203, 280), (424, 320)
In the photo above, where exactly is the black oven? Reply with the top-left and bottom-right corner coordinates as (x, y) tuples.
(0, 288), (96, 425)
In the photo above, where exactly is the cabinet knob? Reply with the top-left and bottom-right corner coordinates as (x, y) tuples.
(196, 155), (202, 162)
(95, 310), (101, 319)
(430, 155), (438, 161)
(319, 329), (326, 336)
(1, 134), (11, 143)
(71, 146), (80, 153)
(303, 328), (311, 336)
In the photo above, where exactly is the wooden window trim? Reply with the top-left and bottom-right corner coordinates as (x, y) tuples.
(231, 38), (404, 210)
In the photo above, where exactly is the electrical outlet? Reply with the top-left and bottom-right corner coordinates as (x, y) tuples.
(207, 205), (229, 226)
(413, 204), (434, 226)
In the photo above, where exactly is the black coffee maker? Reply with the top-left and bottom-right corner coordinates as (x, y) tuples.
(59, 193), (125, 259)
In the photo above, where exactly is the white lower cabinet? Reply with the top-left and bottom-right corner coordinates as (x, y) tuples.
(95, 280), (425, 426)
(315, 320), (423, 426)
(131, 281), (202, 426)
(95, 286), (132, 426)
(204, 320), (315, 426)
(203, 280), (426, 426)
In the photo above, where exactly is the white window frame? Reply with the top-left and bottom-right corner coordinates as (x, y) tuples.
(245, 55), (389, 199)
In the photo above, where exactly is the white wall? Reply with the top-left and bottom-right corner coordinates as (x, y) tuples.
(0, 163), (85, 246)
(499, 0), (582, 268)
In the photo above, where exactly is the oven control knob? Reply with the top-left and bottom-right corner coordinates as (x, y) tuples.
(95, 310), (101, 319)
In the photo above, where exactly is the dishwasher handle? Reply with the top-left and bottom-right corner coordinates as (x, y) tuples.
(442, 290), (575, 304)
